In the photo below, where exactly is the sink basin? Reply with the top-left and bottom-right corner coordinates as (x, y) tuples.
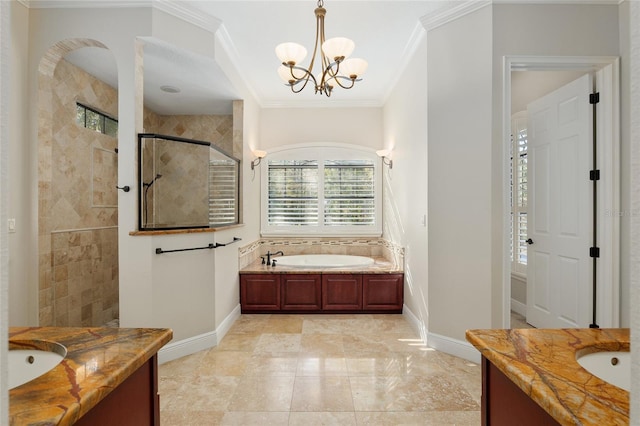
(576, 350), (630, 391)
(8, 341), (67, 390)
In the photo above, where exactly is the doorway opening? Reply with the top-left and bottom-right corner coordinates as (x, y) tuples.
(502, 56), (620, 329)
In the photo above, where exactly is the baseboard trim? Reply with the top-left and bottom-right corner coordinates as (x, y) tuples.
(158, 304), (242, 365)
(427, 331), (481, 364)
(403, 305), (480, 364)
(215, 304), (241, 344)
(158, 330), (217, 365)
(403, 304), (428, 343)
(511, 298), (527, 316)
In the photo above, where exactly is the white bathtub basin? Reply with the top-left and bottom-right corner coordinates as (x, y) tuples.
(8, 342), (67, 390)
(275, 254), (375, 268)
(576, 350), (630, 391)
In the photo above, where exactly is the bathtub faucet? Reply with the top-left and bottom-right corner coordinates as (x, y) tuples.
(262, 251), (284, 266)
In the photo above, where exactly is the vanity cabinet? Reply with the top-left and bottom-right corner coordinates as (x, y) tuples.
(481, 357), (559, 425)
(240, 273), (403, 313)
(75, 355), (160, 426)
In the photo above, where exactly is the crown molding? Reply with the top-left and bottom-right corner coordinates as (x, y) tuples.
(420, 0), (621, 32)
(420, 0), (491, 32)
(23, 0), (222, 33)
(381, 22), (426, 105)
(24, 1), (151, 8)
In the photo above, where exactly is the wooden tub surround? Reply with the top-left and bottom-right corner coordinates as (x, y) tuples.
(9, 327), (172, 425)
(239, 256), (404, 314)
(466, 328), (629, 425)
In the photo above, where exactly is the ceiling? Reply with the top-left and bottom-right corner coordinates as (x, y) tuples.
(62, 1), (465, 115)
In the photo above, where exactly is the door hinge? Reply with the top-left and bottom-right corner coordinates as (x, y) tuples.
(590, 170), (600, 181)
(590, 92), (600, 104)
(590, 247), (600, 258)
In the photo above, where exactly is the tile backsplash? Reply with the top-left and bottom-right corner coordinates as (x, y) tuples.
(239, 237), (404, 270)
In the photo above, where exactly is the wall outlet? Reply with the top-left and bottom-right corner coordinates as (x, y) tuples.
(8, 218), (16, 233)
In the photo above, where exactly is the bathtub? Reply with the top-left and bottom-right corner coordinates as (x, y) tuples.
(274, 254), (375, 268)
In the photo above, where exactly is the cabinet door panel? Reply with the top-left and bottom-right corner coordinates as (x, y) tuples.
(281, 274), (322, 311)
(322, 274), (362, 310)
(240, 275), (281, 312)
(362, 274), (403, 311)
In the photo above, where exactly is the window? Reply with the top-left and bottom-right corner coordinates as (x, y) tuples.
(261, 144), (382, 236)
(510, 112), (528, 274)
(209, 158), (239, 226)
(76, 103), (118, 138)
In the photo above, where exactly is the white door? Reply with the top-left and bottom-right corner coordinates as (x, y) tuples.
(526, 74), (592, 329)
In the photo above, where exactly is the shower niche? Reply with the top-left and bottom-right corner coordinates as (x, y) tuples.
(138, 133), (240, 230)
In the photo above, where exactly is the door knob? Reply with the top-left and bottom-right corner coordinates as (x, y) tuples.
(526, 238), (534, 245)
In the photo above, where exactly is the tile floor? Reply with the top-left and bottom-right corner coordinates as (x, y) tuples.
(510, 311), (535, 329)
(159, 314), (482, 425)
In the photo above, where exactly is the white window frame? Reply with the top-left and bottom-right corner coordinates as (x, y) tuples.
(511, 111), (528, 276)
(260, 143), (382, 237)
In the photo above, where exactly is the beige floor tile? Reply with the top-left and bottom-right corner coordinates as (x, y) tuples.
(244, 353), (299, 376)
(289, 411), (358, 425)
(161, 410), (225, 426)
(254, 333), (302, 353)
(345, 352), (445, 377)
(355, 410), (482, 425)
(196, 350), (251, 376)
(216, 332), (261, 352)
(291, 377), (355, 412)
(162, 376), (239, 412)
(300, 333), (345, 355)
(219, 411), (290, 425)
(297, 356), (349, 376)
(350, 375), (479, 412)
(263, 314), (304, 333)
(159, 314), (482, 424)
(227, 376), (295, 411)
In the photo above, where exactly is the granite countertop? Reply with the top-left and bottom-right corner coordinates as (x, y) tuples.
(239, 255), (403, 274)
(9, 326), (173, 425)
(466, 328), (629, 425)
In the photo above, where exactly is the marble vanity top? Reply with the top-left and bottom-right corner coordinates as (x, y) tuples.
(9, 326), (172, 425)
(466, 328), (629, 425)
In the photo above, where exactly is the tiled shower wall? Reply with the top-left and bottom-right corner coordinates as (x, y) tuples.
(239, 238), (405, 270)
(39, 53), (119, 326)
(51, 228), (119, 326)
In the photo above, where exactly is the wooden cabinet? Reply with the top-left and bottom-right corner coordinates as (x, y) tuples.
(481, 357), (559, 425)
(322, 274), (362, 310)
(240, 274), (281, 312)
(240, 272), (403, 314)
(363, 274), (404, 311)
(75, 355), (160, 426)
(281, 274), (322, 310)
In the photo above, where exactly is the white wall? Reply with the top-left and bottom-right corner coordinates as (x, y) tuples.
(15, 6), (261, 345)
(0, 0), (10, 420)
(259, 107), (382, 150)
(426, 6), (494, 341)
(627, 0), (639, 422)
(382, 31), (429, 338)
(8, 0), (31, 326)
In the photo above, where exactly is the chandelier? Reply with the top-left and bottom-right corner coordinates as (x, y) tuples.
(275, 0), (368, 97)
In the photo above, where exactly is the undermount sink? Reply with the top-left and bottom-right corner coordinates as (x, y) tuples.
(8, 341), (67, 390)
(576, 350), (630, 391)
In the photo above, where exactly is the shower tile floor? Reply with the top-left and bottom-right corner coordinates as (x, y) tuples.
(159, 314), (482, 425)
